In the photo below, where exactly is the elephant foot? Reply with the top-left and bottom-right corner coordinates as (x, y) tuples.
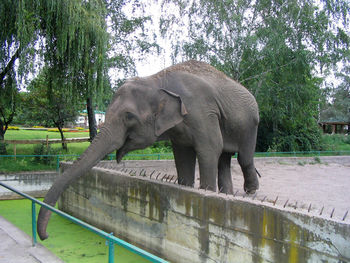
(243, 177), (259, 194)
(244, 187), (257, 194)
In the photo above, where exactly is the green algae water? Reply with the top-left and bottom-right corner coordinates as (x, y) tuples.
(0, 199), (150, 263)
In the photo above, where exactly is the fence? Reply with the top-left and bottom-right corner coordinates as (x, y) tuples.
(0, 181), (168, 263)
(0, 151), (350, 174)
(1, 137), (90, 158)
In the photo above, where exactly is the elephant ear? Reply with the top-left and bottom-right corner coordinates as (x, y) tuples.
(155, 89), (188, 136)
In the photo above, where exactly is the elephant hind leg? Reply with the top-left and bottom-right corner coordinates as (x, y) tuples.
(218, 152), (233, 194)
(172, 143), (196, 187)
(237, 151), (259, 194)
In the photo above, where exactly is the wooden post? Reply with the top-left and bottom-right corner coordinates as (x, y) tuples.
(46, 135), (49, 148)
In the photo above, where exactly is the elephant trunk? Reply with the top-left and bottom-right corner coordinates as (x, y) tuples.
(37, 126), (121, 240)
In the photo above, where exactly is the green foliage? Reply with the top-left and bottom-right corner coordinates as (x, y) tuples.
(1, 0), (158, 145)
(33, 144), (58, 165)
(320, 65), (350, 122)
(161, 0), (350, 152)
(320, 134), (350, 151)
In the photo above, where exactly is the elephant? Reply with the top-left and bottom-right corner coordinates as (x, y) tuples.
(37, 60), (259, 240)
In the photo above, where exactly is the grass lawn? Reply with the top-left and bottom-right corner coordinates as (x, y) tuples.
(3, 129), (91, 155)
(0, 199), (151, 263)
(0, 129), (173, 173)
(3, 129), (173, 156)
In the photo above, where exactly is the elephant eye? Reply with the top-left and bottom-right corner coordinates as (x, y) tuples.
(125, 112), (137, 122)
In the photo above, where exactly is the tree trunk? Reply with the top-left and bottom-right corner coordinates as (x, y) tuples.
(86, 97), (97, 141)
(0, 48), (20, 87)
(0, 111), (12, 155)
(0, 123), (7, 155)
(57, 126), (67, 151)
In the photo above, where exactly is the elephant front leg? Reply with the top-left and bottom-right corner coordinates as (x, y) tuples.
(194, 116), (224, 192)
(196, 137), (223, 191)
(172, 143), (196, 187)
(197, 150), (221, 192)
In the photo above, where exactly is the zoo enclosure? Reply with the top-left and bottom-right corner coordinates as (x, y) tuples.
(0, 182), (168, 263)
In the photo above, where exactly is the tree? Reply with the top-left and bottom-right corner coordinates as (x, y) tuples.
(0, 69), (18, 154)
(160, 0), (350, 151)
(320, 64), (350, 131)
(1, 0), (158, 144)
(23, 69), (81, 150)
(0, 0), (31, 154)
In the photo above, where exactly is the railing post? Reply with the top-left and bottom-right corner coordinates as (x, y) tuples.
(31, 201), (37, 247)
(108, 233), (114, 263)
(56, 155), (60, 172)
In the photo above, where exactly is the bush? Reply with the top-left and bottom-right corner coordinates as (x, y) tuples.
(48, 128), (69, 132)
(33, 144), (58, 165)
(7, 126), (20, 130)
(75, 127), (85, 130)
(345, 135), (350, 145)
(32, 126), (45, 129)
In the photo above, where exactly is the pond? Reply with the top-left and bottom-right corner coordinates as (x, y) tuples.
(0, 199), (150, 263)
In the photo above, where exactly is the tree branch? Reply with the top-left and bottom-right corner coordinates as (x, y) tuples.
(0, 47), (20, 86)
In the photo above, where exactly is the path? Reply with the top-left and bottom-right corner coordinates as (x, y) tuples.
(0, 215), (63, 263)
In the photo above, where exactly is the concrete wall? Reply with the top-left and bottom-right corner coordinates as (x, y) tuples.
(0, 172), (57, 200)
(59, 164), (350, 263)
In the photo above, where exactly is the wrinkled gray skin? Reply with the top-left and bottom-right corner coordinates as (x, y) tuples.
(37, 60), (259, 240)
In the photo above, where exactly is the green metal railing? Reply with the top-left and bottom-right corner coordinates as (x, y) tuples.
(1, 150), (350, 167)
(0, 182), (168, 263)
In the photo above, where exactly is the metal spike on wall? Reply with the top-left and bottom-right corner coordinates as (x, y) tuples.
(284, 199), (289, 208)
(320, 206), (324, 216)
(342, 210), (348, 221)
(308, 203), (312, 213)
(273, 196), (279, 206)
(161, 174), (168, 181)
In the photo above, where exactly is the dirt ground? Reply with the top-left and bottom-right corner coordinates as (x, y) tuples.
(231, 156), (350, 221)
(99, 156), (350, 222)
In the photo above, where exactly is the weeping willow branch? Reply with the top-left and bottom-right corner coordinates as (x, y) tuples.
(0, 48), (20, 86)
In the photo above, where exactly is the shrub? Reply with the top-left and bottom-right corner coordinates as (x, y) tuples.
(345, 135), (350, 145)
(33, 144), (58, 165)
(48, 128), (69, 132)
(47, 128), (59, 132)
(75, 127), (85, 130)
(7, 126), (20, 130)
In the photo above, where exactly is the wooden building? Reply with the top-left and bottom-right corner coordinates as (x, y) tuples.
(319, 120), (350, 134)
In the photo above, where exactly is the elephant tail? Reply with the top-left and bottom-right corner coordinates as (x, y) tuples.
(255, 168), (262, 178)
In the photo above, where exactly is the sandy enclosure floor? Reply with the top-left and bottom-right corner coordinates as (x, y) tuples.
(97, 156), (350, 222)
(233, 156), (350, 220)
